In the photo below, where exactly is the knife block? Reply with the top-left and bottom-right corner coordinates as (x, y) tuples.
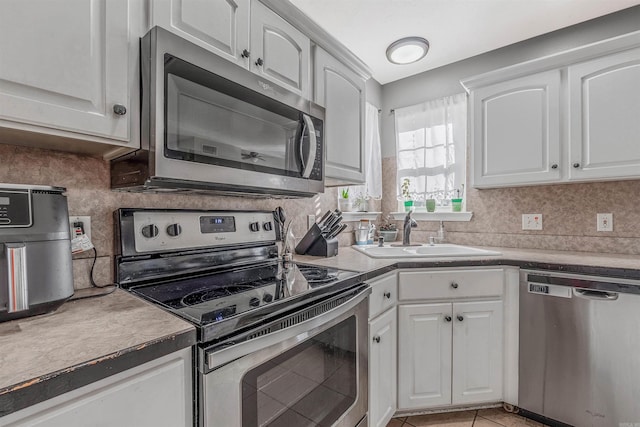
(306, 236), (339, 257)
(294, 224), (339, 257)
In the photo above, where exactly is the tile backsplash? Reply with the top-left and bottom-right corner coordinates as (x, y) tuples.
(0, 144), (343, 289)
(2, 144), (639, 290)
(382, 156), (640, 255)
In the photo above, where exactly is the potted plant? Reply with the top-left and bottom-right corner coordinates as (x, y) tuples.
(338, 188), (352, 212)
(401, 178), (413, 212)
(378, 216), (398, 242)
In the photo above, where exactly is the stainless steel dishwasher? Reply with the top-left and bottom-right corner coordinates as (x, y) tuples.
(519, 270), (640, 427)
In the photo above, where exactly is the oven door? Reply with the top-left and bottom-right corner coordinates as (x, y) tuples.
(200, 287), (370, 427)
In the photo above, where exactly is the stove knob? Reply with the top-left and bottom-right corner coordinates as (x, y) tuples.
(263, 221), (273, 231)
(249, 222), (260, 232)
(249, 297), (260, 307)
(166, 223), (182, 237)
(141, 224), (159, 238)
(263, 293), (273, 303)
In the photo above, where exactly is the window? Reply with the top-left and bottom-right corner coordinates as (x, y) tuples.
(394, 93), (467, 210)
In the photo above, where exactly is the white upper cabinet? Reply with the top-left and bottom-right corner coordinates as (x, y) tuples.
(568, 47), (640, 181)
(464, 32), (640, 188)
(151, 0), (310, 98)
(250, 1), (309, 98)
(470, 70), (561, 188)
(0, 0), (137, 151)
(150, 0), (250, 66)
(314, 46), (366, 184)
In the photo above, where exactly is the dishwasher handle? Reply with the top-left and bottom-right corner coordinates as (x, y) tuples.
(574, 288), (619, 300)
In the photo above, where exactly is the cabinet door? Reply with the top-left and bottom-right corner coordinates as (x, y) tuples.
(470, 70), (561, 188)
(398, 303), (452, 409)
(250, 1), (309, 98)
(0, 0), (131, 143)
(369, 308), (397, 427)
(315, 47), (366, 184)
(452, 300), (503, 405)
(568, 47), (640, 181)
(150, 0), (250, 66)
(2, 348), (192, 427)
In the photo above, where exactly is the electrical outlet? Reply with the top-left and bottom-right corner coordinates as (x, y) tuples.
(69, 216), (91, 241)
(307, 214), (316, 230)
(597, 213), (613, 232)
(522, 214), (543, 230)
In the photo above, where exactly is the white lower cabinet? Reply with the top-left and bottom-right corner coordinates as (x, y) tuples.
(397, 268), (507, 412)
(1, 348), (193, 427)
(369, 307), (397, 427)
(368, 272), (398, 427)
(398, 300), (503, 410)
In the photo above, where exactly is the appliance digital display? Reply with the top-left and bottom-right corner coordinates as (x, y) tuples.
(0, 197), (9, 205)
(200, 216), (235, 233)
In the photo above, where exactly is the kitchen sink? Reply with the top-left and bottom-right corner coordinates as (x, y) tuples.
(351, 243), (501, 259)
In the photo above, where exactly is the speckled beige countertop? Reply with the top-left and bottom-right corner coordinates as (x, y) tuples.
(0, 289), (196, 416)
(296, 245), (640, 278)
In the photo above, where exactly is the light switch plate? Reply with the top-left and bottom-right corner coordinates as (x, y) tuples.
(597, 213), (613, 232)
(522, 214), (543, 230)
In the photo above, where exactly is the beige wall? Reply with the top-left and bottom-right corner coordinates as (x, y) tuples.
(0, 144), (349, 289)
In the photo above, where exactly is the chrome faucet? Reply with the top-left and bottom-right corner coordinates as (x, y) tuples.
(436, 221), (446, 242)
(402, 211), (418, 246)
(429, 222), (446, 245)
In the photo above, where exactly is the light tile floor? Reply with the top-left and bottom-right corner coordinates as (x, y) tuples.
(386, 408), (550, 427)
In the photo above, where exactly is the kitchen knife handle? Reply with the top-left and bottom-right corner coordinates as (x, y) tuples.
(4, 244), (29, 313)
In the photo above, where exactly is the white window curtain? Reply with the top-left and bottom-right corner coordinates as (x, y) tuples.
(394, 93), (466, 207)
(348, 102), (382, 202)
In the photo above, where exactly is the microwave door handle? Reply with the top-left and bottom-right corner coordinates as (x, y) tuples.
(4, 243), (29, 313)
(299, 114), (317, 178)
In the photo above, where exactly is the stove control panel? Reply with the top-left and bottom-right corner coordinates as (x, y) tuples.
(131, 210), (277, 254)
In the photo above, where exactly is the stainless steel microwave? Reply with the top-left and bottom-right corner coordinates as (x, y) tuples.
(111, 26), (325, 198)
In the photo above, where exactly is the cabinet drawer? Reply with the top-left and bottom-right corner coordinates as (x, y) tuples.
(368, 272), (398, 319)
(399, 269), (503, 300)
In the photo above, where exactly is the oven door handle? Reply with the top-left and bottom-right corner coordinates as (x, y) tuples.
(205, 286), (370, 370)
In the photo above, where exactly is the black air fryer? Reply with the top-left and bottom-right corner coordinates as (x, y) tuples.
(0, 184), (74, 322)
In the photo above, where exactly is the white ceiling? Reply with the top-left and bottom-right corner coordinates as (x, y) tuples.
(289, 0), (640, 84)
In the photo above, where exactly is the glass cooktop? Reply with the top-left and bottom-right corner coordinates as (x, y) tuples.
(130, 262), (358, 327)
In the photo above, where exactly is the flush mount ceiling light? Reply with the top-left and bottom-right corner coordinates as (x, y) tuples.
(386, 37), (430, 65)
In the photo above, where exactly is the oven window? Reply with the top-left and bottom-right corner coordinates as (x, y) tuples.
(241, 316), (357, 427)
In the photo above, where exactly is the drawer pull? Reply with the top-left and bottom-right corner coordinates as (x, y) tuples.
(444, 315), (452, 322)
(383, 291), (391, 299)
(451, 282), (459, 289)
(457, 315), (464, 322)
(373, 336), (381, 343)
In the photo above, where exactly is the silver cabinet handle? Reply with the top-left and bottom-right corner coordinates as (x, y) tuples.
(113, 104), (127, 115)
(451, 282), (458, 289)
(383, 291), (391, 299)
(457, 315), (464, 322)
(444, 315), (452, 322)
(300, 114), (317, 178)
(573, 162), (580, 168)
(241, 49), (250, 58)
(551, 164), (558, 169)
(255, 58), (264, 66)
(5, 244), (29, 313)
(373, 336), (381, 343)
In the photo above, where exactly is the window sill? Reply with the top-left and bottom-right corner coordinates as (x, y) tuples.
(391, 211), (473, 222)
(341, 212), (381, 222)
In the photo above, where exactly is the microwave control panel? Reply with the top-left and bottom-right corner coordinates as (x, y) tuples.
(0, 190), (32, 227)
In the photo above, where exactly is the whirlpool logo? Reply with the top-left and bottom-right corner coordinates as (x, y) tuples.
(258, 81), (274, 93)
